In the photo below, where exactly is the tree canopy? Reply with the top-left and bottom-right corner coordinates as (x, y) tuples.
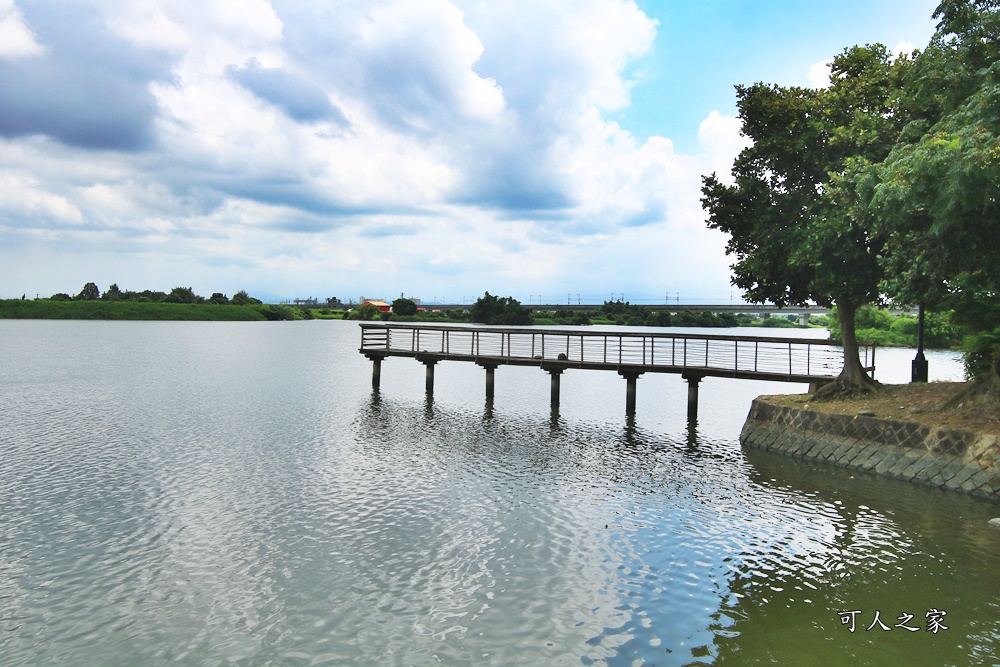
(470, 292), (532, 325)
(76, 282), (100, 301)
(869, 0), (1000, 392)
(704, 0), (1000, 396)
(392, 297), (418, 316)
(702, 44), (910, 392)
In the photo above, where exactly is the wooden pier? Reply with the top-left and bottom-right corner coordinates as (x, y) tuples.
(358, 323), (874, 417)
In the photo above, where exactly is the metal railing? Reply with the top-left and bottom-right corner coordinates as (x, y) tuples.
(359, 323), (874, 380)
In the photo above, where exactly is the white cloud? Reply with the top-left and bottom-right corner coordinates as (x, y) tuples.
(891, 40), (917, 60)
(0, 0), (45, 58)
(0, 172), (82, 224)
(698, 110), (751, 180)
(807, 58), (833, 89)
(103, 0), (283, 55)
(0, 0), (740, 301)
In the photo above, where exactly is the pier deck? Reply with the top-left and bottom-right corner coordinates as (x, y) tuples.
(358, 323), (874, 415)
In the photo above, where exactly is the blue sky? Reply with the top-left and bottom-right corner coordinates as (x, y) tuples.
(627, 0), (939, 152)
(0, 0), (942, 305)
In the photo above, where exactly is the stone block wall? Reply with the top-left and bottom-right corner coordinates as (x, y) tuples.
(741, 398), (1000, 502)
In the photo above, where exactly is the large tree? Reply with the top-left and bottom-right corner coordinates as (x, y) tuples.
(702, 45), (910, 395)
(470, 292), (532, 325)
(869, 0), (1000, 395)
(76, 282), (100, 301)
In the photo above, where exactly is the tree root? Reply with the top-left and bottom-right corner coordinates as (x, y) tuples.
(812, 377), (882, 401)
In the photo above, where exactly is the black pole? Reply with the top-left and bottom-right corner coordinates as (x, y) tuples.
(911, 303), (928, 383)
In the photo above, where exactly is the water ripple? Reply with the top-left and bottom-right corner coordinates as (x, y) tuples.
(1, 321), (997, 666)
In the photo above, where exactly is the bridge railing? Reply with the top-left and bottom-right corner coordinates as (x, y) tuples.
(359, 323), (874, 379)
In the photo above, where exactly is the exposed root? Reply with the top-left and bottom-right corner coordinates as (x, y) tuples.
(812, 377), (882, 402)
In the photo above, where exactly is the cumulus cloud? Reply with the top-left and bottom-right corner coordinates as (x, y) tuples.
(0, 0), (44, 58)
(891, 40), (917, 60)
(0, 1), (170, 150)
(0, 0), (742, 301)
(227, 58), (349, 124)
(807, 58), (834, 89)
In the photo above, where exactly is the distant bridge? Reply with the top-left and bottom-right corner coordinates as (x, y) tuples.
(425, 303), (835, 326)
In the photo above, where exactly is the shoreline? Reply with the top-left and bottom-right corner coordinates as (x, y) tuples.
(742, 392), (1000, 503)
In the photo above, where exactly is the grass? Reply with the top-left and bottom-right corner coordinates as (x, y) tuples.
(0, 300), (270, 321)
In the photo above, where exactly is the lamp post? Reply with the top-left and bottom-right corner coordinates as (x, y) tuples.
(911, 303), (928, 383)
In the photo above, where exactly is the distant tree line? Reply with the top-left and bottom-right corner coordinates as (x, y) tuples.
(50, 282), (263, 306)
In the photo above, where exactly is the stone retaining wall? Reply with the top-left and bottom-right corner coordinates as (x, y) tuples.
(741, 398), (1000, 502)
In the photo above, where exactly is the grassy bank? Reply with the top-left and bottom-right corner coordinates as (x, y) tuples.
(0, 299), (271, 321)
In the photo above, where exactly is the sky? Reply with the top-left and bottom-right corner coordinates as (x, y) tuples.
(0, 0), (943, 305)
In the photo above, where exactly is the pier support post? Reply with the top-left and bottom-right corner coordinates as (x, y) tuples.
(683, 373), (703, 421)
(546, 367), (564, 409)
(799, 312), (810, 328)
(366, 354), (386, 391)
(618, 369), (644, 415)
(478, 362), (498, 400)
(422, 359), (437, 394)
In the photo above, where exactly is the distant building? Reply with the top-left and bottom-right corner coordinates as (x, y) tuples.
(361, 300), (392, 313)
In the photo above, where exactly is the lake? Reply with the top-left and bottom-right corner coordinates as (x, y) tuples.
(1, 320), (997, 666)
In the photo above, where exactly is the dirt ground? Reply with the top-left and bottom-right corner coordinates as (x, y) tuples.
(765, 382), (1000, 436)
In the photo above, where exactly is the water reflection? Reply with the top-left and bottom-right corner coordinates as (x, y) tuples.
(350, 392), (999, 665)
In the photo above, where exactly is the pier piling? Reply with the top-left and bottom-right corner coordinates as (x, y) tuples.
(546, 367), (564, 409)
(366, 354), (385, 391)
(421, 358), (437, 394)
(619, 369), (643, 415)
(683, 373), (703, 421)
(478, 362), (499, 399)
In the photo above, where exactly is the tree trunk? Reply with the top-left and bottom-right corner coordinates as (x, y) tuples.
(814, 299), (879, 399)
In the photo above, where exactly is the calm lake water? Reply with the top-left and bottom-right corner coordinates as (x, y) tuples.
(1, 319), (997, 666)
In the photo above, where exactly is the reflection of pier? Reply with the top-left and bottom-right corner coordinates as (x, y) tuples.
(359, 324), (874, 418)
